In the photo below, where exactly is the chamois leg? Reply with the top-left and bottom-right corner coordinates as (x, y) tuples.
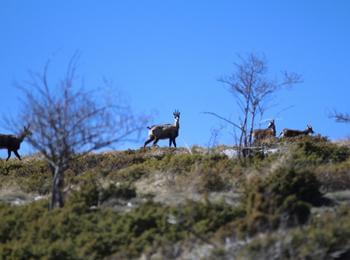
(152, 138), (159, 147)
(14, 150), (22, 160)
(169, 138), (172, 147)
(144, 136), (155, 148)
(6, 150), (11, 161)
(172, 139), (177, 148)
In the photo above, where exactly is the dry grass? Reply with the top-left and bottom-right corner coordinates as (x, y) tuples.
(334, 137), (350, 147)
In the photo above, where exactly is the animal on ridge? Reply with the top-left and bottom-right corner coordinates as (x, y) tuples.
(0, 125), (32, 161)
(252, 120), (276, 143)
(280, 124), (314, 138)
(144, 110), (180, 148)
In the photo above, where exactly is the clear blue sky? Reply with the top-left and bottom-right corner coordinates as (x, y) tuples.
(1, 1), (350, 156)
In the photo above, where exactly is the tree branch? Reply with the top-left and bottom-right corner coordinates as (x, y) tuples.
(202, 112), (243, 131)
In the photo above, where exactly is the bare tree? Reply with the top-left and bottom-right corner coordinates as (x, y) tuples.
(205, 53), (301, 156)
(7, 56), (148, 209)
(206, 124), (225, 152)
(330, 111), (350, 123)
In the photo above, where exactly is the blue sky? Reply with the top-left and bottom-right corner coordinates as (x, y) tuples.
(1, 1), (350, 156)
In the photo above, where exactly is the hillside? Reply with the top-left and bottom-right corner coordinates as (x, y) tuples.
(0, 136), (350, 259)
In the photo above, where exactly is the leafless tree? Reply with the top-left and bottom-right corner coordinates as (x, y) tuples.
(206, 124), (225, 151)
(330, 111), (350, 123)
(7, 55), (148, 209)
(205, 53), (302, 156)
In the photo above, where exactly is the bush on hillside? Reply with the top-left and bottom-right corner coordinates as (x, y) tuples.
(0, 160), (51, 194)
(291, 136), (350, 165)
(0, 198), (242, 259)
(314, 159), (350, 192)
(238, 206), (350, 260)
(239, 167), (323, 235)
(67, 177), (137, 212)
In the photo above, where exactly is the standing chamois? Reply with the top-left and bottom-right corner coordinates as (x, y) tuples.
(252, 120), (276, 143)
(144, 110), (180, 148)
(0, 125), (31, 161)
(280, 124), (314, 138)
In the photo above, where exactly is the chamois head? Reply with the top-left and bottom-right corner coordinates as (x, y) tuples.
(173, 110), (180, 120)
(21, 125), (32, 139)
(267, 120), (275, 129)
(306, 124), (314, 134)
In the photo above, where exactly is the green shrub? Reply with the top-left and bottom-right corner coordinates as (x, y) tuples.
(67, 177), (100, 210)
(292, 137), (350, 165)
(107, 153), (240, 193)
(177, 200), (245, 236)
(192, 164), (230, 192)
(0, 160), (51, 194)
(100, 183), (137, 201)
(240, 167), (323, 234)
(0, 150), (242, 197)
(69, 150), (147, 175)
(0, 198), (243, 259)
(67, 178), (137, 212)
(314, 159), (350, 192)
(239, 206), (350, 260)
(109, 163), (150, 183)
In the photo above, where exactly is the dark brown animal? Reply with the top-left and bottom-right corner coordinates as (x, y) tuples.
(280, 124), (314, 138)
(144, 110), (180, 148)
(252, 120), (276, 143)
(0, 126), (31, 161)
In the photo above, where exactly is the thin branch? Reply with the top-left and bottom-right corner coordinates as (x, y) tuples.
(330, 111), (350, 123)
(202, 112), (243, 131)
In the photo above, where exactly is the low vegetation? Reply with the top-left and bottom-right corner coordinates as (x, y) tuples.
(238, 205), (350, 260)
(0, 193), (244, 259)
(0, 136), (350, 258)
(239, 167), (324, 235)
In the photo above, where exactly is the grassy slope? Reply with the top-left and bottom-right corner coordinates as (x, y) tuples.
(0, 137), (350, 259)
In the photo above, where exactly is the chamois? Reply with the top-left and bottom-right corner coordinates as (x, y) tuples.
(280, 124), (314, 138)
(0, 125), (31, 161)
(144, 110), (180, 148)
(252, 120), (276, 143)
